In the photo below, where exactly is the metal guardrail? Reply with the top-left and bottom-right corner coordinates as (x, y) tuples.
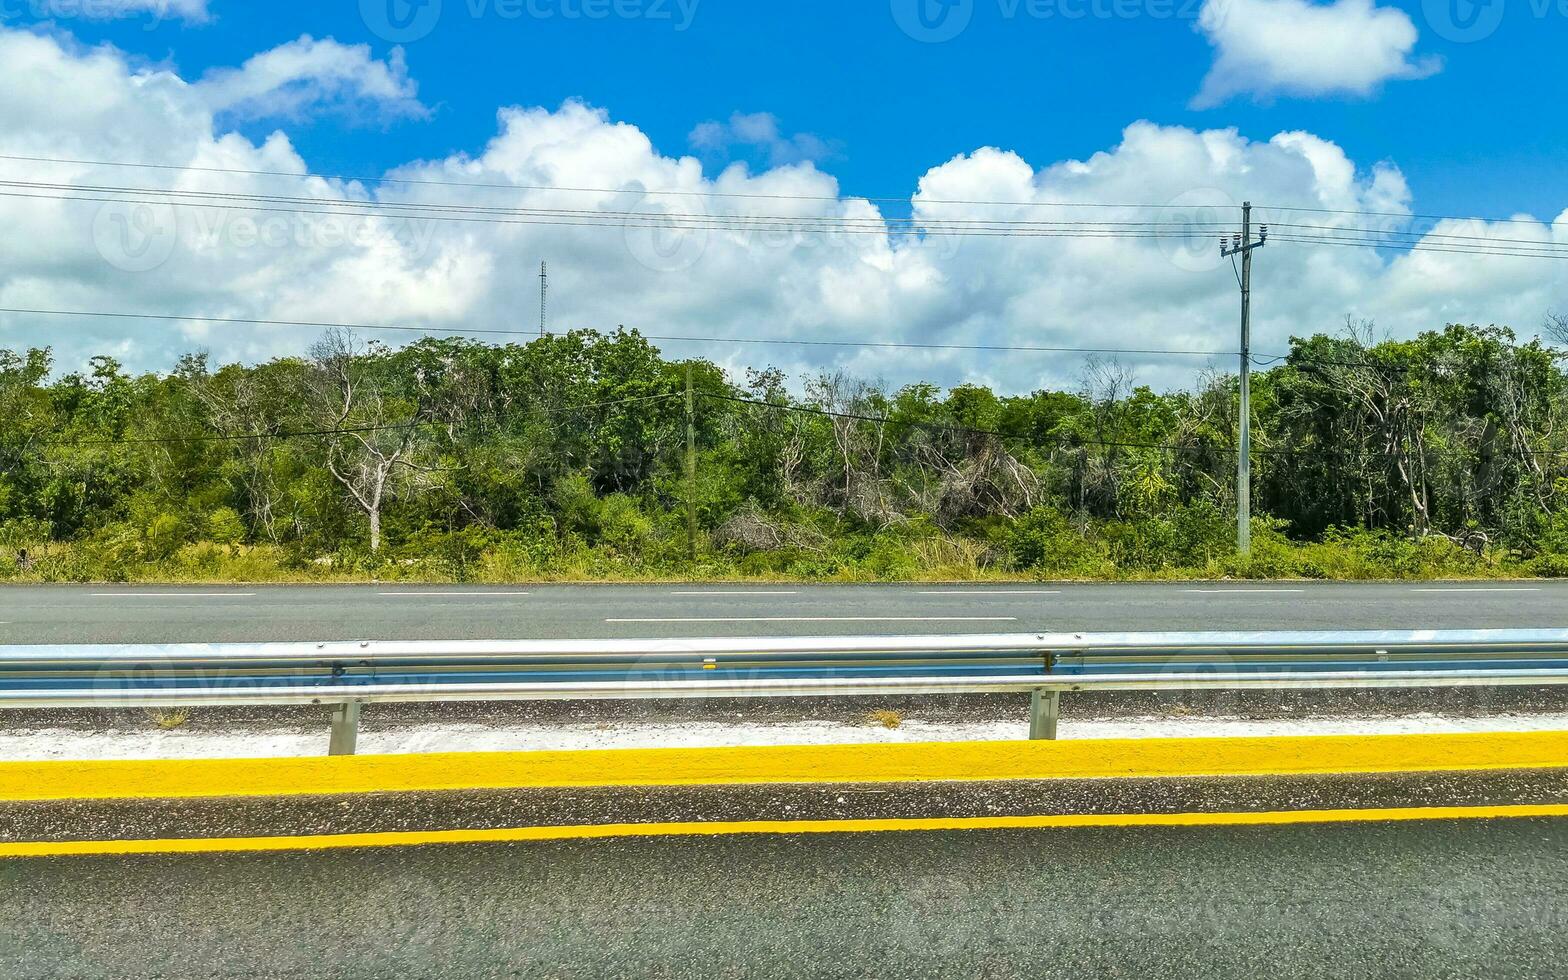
(5, 629), (1568, 754)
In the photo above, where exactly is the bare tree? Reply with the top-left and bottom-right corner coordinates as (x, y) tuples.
(1333, 318), (1433, 532)
(307, 329), (435, 553)
(1074, 357), (1137, 516)
(1547, 311), (1568, 348)
(805, 372), (897, 524)
(191, 362), (296, 544)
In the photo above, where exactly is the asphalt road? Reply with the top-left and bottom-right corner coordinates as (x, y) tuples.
(4, 817), (1564, 979)
(2, 581), (1567, 644)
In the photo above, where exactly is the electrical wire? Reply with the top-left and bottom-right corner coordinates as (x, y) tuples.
(0, 176), (1234, 231)
(41, 393), (684, 448)
(0, 306), (1244, 360)
(705, 393), (1568, 460)
(1261, 204), (1560, 230)
(0, 185), (1225, 241)
(0, 152), (1224, 211)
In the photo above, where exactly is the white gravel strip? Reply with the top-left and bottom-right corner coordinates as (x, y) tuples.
(4, 713), (1568, 761)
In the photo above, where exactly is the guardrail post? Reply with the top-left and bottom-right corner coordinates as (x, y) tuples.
(328, 701), (361, 756)
(1029, 689), (1060, 741)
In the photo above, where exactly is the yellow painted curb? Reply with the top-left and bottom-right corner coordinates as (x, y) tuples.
(5, 804), (1568, 858)
(7, 731), (1568, 803)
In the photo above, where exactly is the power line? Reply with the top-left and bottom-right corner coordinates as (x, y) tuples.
(1271, 234), (1568, 262)
(10, 178), (1563, 262)
(1268, 221), (1568, 251)
(45, 420), (429, 448)
(0, 152), (1217, 211)
(6, 157), (1561, 259)
(0, 181), (1226, 240)
(41, 393), (684, 449)
(707, 393), (1568, 460)
(1, 177), (1190, 228)
(8, 154), (1557, 235)
(9, 304), (1548, 378)
(0, 185), (1223, 241)
(11, 154), (1550, 234)
(13, 172), (1568, 263)
(26, 381), (1568, 461)
(1261, 204), (1560, 230)
(0, 306), (1244, 359)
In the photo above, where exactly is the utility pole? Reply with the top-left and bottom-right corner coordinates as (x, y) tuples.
(1221, 203), (1267, 556)
(685, 363), (698, 564)
(538, 260), (548, 338)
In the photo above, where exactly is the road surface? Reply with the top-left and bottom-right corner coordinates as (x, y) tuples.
(2, 581), (1565, 643)
(4, 727), (1566, 978)
(3, 769), (1566, 979)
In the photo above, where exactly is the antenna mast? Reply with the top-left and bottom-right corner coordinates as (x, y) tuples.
(538, 260), (548, 338)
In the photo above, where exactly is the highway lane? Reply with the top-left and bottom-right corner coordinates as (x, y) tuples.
(4, 734), (1565, 977)
(1, 581), (1566, 643)
(3, 816), (1564, 979)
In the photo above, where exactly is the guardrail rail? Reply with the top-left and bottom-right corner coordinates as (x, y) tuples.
(4, 629), (1568, 754)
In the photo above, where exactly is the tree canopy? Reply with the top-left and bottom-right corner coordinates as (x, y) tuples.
(3, 322), (1566, 582)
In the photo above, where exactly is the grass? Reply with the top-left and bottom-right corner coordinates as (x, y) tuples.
(0, 526), (1560, 586)
(866, 710), (904, 730)
(146, 708), (191, 731)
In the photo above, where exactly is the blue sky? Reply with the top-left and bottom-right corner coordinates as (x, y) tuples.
(46, 1), (1568, 221)
(0, 0), (1565, 391)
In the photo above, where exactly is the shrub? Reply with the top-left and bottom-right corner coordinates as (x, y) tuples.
(1008, 507), (1106, 576)
(206, 508), (246, 546)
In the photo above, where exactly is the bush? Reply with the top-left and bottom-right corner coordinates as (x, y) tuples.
(865, 537), (919, 581)
(1008, 508), (1104, 575)
(142, 513), (187, 562)
(1530, 552), (1568, 578)
(206, 508), (246, 546)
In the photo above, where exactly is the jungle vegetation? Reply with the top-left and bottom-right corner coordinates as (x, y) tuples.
(3, 318), (1567, 583)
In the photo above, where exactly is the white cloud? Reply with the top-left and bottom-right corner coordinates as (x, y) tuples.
(1194, 0), (1440, 107)
(195, 35), (425, 122)
(689, 112), (836, 168)
(0, 24), (1563, 399)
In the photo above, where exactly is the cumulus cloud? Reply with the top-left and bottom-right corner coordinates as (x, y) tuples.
(1193, 0), (1440, 107)
(195, 36), (425, 122)
(0, 24), (1563, 399)
(689, 112), (837, 168)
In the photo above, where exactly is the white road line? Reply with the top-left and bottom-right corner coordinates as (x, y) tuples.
(919, 590), (1061, 596)
(607, 616), (1019, 624)
(669, 591), (800, 596)
(1411, 588), (1542, 593)
(1179, 583), (1304, 592)
(377, 591), (532, 597)
(91, 592), (256, 598)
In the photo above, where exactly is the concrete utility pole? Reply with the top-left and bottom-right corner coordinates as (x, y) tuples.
(685, 363), (698, 564)
(1221, 203), (1267, 556)
(538, 261), (548, 338)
